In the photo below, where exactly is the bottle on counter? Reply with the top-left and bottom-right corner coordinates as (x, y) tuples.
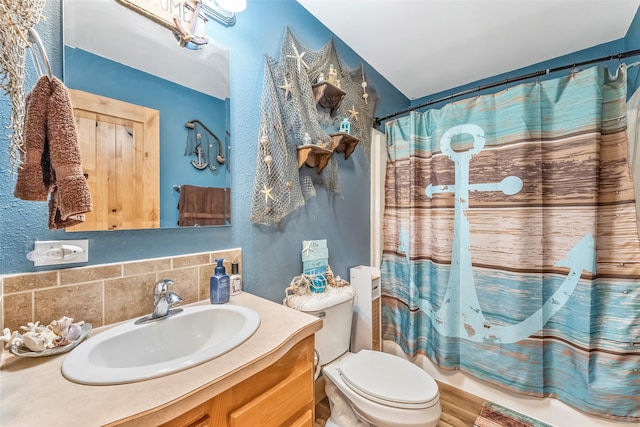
(230, 262), (243, 295)
(210, 258), (230, 304)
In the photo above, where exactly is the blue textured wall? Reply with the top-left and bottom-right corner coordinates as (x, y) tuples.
(0, 0), (409, 304)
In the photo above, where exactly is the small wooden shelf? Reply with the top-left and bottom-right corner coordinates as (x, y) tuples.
(297, 144), (333, 174)
(329, 132), (360, 160)
(312, 82), (346, 116)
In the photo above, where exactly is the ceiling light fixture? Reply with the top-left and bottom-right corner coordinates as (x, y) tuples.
(202, 0), (246, 26)
(215, 0), (247, 13)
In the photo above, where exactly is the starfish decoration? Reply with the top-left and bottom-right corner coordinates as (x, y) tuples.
(278, 76), (292, 99)
(302, 241), (312, 256)
(348, 105), (360, 122)
(286, 42), (309, 73)
(261, 183), (275, 205)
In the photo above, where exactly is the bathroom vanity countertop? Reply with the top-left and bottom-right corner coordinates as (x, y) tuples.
(0, 292), (322, 427)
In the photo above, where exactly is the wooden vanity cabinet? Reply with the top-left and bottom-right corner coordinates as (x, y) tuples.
(160, 335), (315, 427)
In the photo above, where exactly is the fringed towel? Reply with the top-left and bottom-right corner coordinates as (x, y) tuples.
(178, 185), (230, 226)
(13, 76), (50, 201)
(14, 76), (92, 229)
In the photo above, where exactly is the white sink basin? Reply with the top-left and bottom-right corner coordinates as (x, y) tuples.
(62, 304), (260, 385)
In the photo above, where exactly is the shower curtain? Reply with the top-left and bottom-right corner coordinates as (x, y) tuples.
(381, 65), (640, 421)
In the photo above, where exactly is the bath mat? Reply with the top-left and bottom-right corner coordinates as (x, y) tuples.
(473, 402), (552, 427)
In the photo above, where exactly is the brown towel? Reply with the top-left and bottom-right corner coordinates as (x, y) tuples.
(178, 185), (230, 226)
(46, 77), (92, 229)
(13, 76), (51, 200)
(14, 76), (92, 230)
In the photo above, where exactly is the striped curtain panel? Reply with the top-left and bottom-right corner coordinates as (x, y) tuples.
(381, 65), (639, 421)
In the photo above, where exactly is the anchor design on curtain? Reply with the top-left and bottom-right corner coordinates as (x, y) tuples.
(401, 124), (595, 344)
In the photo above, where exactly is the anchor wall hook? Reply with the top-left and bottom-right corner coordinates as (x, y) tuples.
(185, 120), (225, 165)
(191, 145), (208, 170)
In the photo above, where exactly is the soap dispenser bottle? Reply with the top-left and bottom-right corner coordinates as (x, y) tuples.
(210, 258), (230, 304)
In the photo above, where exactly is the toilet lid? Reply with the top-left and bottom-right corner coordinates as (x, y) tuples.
(337, 350), (439, 409)
(294, 288), (353, 311)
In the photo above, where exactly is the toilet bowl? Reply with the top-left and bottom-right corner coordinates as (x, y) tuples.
(285, 285), (442, 427)
(323, 350), (441, 427)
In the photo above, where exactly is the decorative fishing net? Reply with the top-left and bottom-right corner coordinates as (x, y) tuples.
(250, 27), (378, 227)
(0, 0), (47, 171)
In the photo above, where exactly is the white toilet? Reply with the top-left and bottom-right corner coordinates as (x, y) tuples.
(294, 287), (441, 427)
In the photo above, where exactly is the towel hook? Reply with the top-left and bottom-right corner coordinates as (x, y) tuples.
(185, 119), (225, 164)
(27, 28), (52, 79)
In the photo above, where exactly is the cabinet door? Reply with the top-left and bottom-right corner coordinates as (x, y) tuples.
(229, 363), (313, 427)
(288, 409), (313, 427)
(149, 336), (316, 427)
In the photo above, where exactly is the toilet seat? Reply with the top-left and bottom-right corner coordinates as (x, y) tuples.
(336, 350), (439, 410)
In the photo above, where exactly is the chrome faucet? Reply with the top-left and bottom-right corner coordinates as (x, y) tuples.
(135, 279), (183, 325)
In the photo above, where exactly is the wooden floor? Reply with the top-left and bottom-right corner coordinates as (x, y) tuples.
(315, 380), (486, 427)
(436, 381), (486, 427)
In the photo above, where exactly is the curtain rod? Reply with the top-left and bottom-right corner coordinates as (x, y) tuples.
(374, 48), (640, 127)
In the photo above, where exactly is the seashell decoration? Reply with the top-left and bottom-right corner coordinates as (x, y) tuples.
(263, 154), (273, 174)
(259, 134), (269, 150)
(22, 327), (57, 352)
(1, 316), (86, 352)
(50, 316), (83, 346)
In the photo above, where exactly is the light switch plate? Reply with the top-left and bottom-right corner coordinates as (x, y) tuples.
(27, 240), (89, 266)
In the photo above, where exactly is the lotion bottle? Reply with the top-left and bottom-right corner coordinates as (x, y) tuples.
(210, 258), (230, 304)
(230, 262), (242, 295)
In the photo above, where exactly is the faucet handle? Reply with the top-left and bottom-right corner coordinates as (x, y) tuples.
(154, 279), (174, 305)
(166, 292), (183, 306)
(155, 278), (174, 292)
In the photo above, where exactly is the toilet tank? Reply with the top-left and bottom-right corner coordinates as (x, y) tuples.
(296, 288), (355, 366)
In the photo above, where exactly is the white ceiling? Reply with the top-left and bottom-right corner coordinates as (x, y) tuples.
(64, 0), (230, 100)
(297, 0), (640, 100)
